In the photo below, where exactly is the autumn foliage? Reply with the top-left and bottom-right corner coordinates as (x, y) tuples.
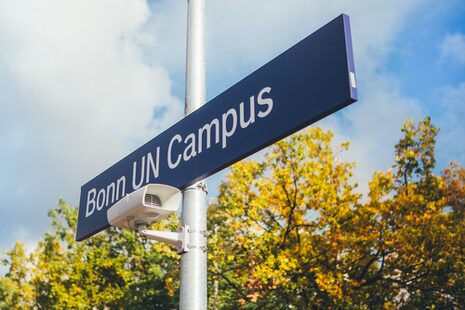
(1, 117), (464, 308)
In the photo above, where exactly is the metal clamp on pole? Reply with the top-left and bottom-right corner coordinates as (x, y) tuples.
(188, 229), (208, 252)
(184, 181), (208, 194)
(139, 225), (191, 254)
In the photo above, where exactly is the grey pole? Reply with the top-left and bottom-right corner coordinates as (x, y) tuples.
(180, 0), (207, 309)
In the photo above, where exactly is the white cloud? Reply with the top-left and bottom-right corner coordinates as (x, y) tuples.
(0, 0), (183, 250)
(440, 33), (465, 64)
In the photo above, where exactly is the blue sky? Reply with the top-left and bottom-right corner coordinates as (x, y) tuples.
(0, 0), (464, 260)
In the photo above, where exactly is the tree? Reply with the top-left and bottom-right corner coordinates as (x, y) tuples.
(0, 242), (34, 308)
(208, 127), (361, 308)
(352, 117), (465, 307)
(208, 118), (465, 308)
(0, 200), (179, 309)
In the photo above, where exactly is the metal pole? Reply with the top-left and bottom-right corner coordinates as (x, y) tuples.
(180, 0), (207, 309)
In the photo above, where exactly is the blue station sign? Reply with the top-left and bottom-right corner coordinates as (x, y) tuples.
(76, 14), (357, 241)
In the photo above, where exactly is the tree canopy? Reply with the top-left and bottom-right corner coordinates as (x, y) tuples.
(0, 202), (180, 309)
(1, 117), (464, 309)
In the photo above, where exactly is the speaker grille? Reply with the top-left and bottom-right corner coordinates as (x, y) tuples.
(144, 194), (162, 208)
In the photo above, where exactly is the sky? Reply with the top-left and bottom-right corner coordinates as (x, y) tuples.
(0, 0), (464, 260)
